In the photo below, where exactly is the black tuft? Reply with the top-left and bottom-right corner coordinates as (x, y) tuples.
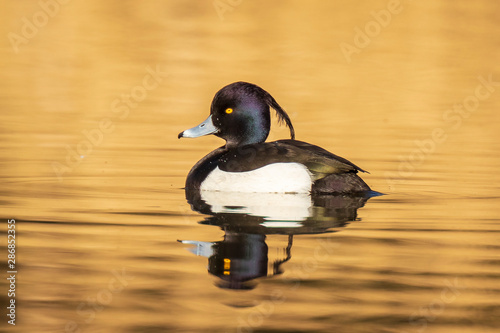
(264, 93), (295, 140)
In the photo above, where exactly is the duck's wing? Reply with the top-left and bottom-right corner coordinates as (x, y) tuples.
(218, 140), (367, 180)
(278, 139), (368, 174)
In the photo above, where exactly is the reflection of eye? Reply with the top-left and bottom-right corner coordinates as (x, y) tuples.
(225, 108), (233, 114)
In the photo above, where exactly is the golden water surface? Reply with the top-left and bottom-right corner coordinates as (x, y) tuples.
(1, 1), (500, 332)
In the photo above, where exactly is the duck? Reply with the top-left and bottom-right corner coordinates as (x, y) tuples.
(178, 82), (371, 194)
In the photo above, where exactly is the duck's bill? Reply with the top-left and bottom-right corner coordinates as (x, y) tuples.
(178, 115), (218, 139)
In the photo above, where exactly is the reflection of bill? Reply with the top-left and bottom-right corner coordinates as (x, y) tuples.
(179, 189), (379, 289)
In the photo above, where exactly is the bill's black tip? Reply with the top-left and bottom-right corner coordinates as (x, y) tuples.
(178, 131), (184, 139)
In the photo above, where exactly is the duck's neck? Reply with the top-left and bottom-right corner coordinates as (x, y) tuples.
(225, 131), (268, 149)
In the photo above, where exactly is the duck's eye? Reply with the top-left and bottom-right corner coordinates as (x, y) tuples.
(225, 108), (233, 114)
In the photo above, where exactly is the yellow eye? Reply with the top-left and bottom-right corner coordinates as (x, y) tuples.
(225, 108), (233, 114)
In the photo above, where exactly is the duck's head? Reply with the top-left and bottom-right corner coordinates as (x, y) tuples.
(178, 82), (295, 148)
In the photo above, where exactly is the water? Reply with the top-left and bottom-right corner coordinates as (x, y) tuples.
(1, 1), (500, 332)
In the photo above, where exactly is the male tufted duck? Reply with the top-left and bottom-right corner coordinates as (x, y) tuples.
(178, 82), (371, 194)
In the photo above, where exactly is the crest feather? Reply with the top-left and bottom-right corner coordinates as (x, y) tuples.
(264, 93), (295, 140)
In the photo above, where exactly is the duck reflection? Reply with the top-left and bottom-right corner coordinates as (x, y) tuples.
(179, 189), (379, 290)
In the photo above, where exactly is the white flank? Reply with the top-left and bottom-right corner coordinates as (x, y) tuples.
(200, 163), (313, 193)
(260, 221), (303, 228)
